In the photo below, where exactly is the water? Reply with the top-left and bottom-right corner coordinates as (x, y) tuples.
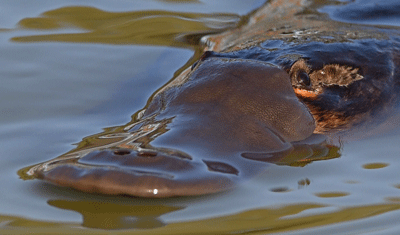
(1, 0), (400, 234)
(319, 0), (400, 27)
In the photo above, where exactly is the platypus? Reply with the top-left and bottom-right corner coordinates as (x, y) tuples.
(20, 0), (400, 197)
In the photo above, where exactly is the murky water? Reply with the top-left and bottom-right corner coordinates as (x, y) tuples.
(1, 0), (400, 234)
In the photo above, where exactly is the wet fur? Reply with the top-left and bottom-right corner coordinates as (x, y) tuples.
(289, 59), (394, 132)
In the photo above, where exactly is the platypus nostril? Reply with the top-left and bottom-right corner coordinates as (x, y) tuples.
(113, 149), (131, 156)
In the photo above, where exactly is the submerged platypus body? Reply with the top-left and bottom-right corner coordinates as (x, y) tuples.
(21, 0), (400, 197)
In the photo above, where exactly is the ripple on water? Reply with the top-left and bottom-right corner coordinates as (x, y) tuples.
(315, 192), (350, 198)
(362, 163), (389, 169)
(270, 187), (292, 193)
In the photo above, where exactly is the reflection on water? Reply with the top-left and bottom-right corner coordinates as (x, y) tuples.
(314, 192), (349, 198)
(13, 6), (240, 48)
(2, 201), (400, 234)
(362, 162), (389, 169)
(48, 200), (183, 229)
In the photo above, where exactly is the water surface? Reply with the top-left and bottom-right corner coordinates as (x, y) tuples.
(1, 0), (400, 234)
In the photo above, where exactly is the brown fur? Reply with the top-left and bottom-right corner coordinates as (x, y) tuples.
(289, 59), (367, 132)
(289, 59), (363, 94)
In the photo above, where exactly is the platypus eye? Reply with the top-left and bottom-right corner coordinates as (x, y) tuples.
(297, 71), (311, 87)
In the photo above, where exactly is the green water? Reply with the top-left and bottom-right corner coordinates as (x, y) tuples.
(1, 0), (400, 234)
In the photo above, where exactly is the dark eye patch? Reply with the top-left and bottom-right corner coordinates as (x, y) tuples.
(297, 71), (311, 87)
